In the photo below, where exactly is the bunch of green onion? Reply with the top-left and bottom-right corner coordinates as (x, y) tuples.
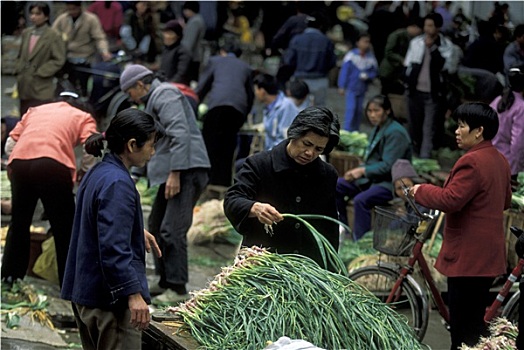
(169, 243), (421, 350)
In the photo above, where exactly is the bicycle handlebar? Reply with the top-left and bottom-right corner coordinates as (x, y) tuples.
(400, 179), (435, 221)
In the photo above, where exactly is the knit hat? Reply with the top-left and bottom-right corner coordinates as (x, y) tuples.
(162, 19), (184, 37)
(391, 159), (418, 184)
(120, 64), (153, 92)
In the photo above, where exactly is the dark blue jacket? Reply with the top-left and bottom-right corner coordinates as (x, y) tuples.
(61, 153), (150, 309)
(284, 28), (336, 78)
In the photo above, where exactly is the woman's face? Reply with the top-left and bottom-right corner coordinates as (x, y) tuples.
(162, 30), (179, 46)
(455, 119), (482, 150)
(129, 135), (156, 168)
(366, 101), (389, 126)
(286, 131), (328, 165)
(29, 7), (48, 27)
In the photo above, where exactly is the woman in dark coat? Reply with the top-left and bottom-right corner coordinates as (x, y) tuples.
(224, 106), (340, 270)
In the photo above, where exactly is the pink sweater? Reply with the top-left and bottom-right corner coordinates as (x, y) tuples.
(8, 102), (97, 181)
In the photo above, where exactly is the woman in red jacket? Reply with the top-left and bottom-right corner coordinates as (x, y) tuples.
(409, 102), (512, 350)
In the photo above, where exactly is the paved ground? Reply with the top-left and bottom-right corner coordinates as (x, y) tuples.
(0, 73), (453, 349)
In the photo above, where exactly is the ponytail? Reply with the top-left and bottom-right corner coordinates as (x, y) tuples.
(496, 87), (515, 113)
(84, 132), (106, 157)
(498, 65), (524, 113)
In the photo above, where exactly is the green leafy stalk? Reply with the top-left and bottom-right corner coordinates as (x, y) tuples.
(282, 213), (348, 276)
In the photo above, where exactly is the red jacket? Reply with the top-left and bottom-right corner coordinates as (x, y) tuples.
(415, 141), (512, 277)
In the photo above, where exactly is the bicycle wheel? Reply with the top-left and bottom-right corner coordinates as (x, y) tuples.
(502, 290), (520, 325)
(348, 265), (428, 340)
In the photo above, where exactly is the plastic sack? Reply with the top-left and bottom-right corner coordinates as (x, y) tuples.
(32, 236), (59, 285)
(263, 336), (325, 350)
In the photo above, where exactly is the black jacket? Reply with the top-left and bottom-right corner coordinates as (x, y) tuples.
(159, 40), (192, 85)
(224, 140), (339, 268)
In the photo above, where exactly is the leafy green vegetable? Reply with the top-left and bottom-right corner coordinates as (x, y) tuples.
(338, 231), (375, 265)
(135, 177), (159, 206)
(412, 158), (441, 174)
(336, 130), (369, 157)
(171, 247), (422, 350)
(512, 172), (524, 211)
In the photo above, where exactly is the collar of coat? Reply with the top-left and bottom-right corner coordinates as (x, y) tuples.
(270, 139), (329, 176)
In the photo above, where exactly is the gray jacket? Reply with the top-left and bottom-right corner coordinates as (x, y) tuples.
(181, 14), (206, 63)
(143, 79), (210, 186)
(196, 54), (254, 116)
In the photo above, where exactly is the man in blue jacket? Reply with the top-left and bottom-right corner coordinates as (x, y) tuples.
(283, 10), (336, 107)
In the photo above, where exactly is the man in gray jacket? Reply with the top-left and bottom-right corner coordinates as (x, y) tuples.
(120, 64), (210, 305)
(181, 1), (206, 83)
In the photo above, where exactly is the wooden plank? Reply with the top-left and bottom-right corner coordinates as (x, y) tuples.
(144, 321), (201, 350)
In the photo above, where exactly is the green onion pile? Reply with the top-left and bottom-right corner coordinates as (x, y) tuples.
(168, 245), (421, 350)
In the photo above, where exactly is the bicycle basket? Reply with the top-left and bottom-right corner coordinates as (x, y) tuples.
(372, 206), (420, 257)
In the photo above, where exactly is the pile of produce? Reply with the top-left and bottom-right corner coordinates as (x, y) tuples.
(1, 280), (53, 330)
(166, 246), (421, 350)
(459, 317), (517, 350)
(187, 199), (240, 245)
(163, 214), (422, 350)
(512, 172), (524, 212)
(1, 171), (10, 199)
(135, 177), (158, 207)
(412, 158), (441, 175)
(336, 130), (369, 157)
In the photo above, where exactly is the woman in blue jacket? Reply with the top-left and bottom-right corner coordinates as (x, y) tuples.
(336, 95), (412, 240)
(61, 108), (163, 349)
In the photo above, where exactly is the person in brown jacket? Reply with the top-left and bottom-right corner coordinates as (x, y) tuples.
(409, 102), (512, 350)
(52, 1), (112, 97)
(16, 2), (66, 116)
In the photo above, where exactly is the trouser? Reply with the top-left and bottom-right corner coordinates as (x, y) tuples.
(2, 158), (75, 286)
(380, 77), (405, 96)
(343, 91), (365, 131)
(187, 61), (200, 84)
(72, 303), (141, 350)
(148, 169), (209, 287)
(335, 178), (393, 240)
(447, 276), (494, 350)
(301, 77), (329, 107)
(407, 90), (444, 159)
(64, 60), (91, 97)
(202, 106), (245, 187)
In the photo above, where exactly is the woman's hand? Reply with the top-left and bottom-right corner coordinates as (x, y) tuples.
(409, 184), (421, 198)
(128, 293), (150, 330)
(343, 167), (365, 182)
(250, 202), (283, 226)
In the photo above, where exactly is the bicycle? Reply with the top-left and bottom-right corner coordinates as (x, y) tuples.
(347, 181), (523, 341)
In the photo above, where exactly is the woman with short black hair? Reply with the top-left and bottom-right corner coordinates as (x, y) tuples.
(410, 102), (512, 349)
(224, 106), (341, 270)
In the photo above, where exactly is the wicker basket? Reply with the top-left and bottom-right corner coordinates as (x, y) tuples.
(372, 206), (420, 257)
(328, 151), (361, 177)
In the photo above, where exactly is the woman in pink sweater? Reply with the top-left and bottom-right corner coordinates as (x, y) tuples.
(2, 93), (97, 287)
